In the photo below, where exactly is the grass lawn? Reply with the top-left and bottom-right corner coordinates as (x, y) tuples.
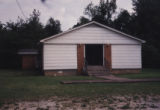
(115, 69), (160, 79)
(0, 69), (160, 104)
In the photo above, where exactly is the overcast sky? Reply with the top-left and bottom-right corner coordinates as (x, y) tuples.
(0, 0), (133, 30)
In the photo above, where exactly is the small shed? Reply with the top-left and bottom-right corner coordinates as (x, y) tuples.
(18, 49), (38, 69)
(40, 21), (145, 76)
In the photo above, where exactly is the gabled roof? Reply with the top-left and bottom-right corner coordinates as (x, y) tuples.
(40, 21), (145, 43)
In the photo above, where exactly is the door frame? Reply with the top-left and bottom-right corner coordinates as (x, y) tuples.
(84, 44), (104, 66)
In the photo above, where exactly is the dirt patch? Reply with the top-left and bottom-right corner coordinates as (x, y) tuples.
(0, 95), (160, 110)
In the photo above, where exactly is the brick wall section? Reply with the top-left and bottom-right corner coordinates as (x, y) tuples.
(44, 70), (77, 76)
(104, 44), (112, 71)
(111, 69), (141, 74)
(22, 55), (36, 69)
(77, 44), (84, 74)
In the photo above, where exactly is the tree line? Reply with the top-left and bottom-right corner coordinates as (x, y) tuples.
(0, 0), (160, 68)
(0, 9), (61, 68)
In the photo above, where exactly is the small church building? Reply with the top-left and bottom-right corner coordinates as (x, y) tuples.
(40, 21), (145, 76)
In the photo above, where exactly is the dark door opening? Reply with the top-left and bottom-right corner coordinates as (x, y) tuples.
(85, 44), (103, 65)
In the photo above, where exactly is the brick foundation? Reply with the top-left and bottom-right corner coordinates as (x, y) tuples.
(111, 69), (141, 74)
(44, 69), (141, 76)
(44, 70), (77, 76)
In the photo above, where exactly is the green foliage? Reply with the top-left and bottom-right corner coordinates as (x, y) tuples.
(84, 0), (117, 25)
(45, 17), (61, 37)
(73, 0), (117, 27)
(113, 0), (160, 68)
(0, 9), (61, 68)
(113, 10), (132, 34)
(73, 16), (90, 28)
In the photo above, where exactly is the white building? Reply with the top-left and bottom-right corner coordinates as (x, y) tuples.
(40, 21), (145, 76)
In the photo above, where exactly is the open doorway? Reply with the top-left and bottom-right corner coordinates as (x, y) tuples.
(85, 44), (103, 66)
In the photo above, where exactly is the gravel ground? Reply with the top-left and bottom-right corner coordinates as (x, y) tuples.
(1, 95), (160, 110)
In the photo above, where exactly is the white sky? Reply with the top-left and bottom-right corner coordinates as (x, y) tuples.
(0, 0), (133, 30)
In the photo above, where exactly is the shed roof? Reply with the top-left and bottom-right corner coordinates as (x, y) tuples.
(40, 21), (145, 43)
(17, 49), (38, 55)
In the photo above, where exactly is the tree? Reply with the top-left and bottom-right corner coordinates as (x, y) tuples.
(113, 10), (132, 34)
(132, 0), (160, 40)
(84, 2), (99, 19)
(0, 22), (4, 31)
(17, 9), (44, 48)
(84, 0), (117, 25)
(0, 9), (62, 68)
(113, 0), (160, 68)
(73, 16), (90, 28)
(132, 0), (160, 68)
(45, 17), (61, 37)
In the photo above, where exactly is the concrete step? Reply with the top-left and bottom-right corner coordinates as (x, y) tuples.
(86, 66), (110, 76)
(88, 71), (108, 74)
(88, 74), (109, 76)
(88, 71), (110, 76)
(87, 66), (107, 71)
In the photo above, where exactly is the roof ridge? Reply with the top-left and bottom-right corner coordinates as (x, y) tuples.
(40, 21), (145, 43)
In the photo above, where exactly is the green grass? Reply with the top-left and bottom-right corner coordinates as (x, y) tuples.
(115, 69), (160, 79)
(0, 69), (160, 103)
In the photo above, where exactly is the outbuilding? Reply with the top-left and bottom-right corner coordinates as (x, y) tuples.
(40, 21), (145, 76)
(18, 49), (38, 70)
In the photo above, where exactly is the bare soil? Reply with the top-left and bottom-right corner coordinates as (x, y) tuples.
(1, 95), (160, 110)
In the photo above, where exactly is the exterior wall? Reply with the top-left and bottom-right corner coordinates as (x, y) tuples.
(42, 24), (143, 75)
(22, 55), (36, 69)
(45, 24), (140, 45)
(43, 44), (77, 70)
(77, 44), (84, 74)
(112, 45), (142, 69)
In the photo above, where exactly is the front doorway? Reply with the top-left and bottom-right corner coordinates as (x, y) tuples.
(85, 44), (103, 65)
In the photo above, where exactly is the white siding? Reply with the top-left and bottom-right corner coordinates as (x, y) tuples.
(46, 24), (140, 44)
(112, 45), (142, 69)
(43, 44), (77, 70)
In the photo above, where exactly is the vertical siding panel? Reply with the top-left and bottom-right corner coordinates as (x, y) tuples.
(112, 45), (142, 69)
(43, 45), (77, 70)
(46, 25), (140, 44)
